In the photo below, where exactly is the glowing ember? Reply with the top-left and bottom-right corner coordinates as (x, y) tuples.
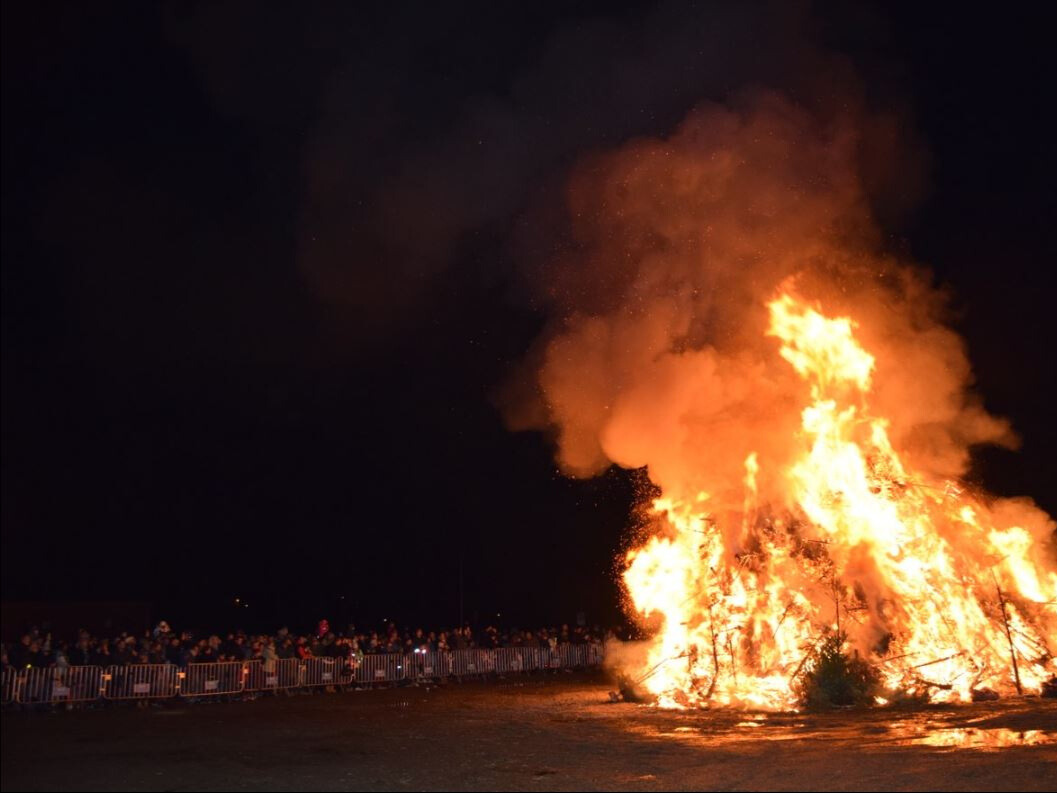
(908, 728), (1055, 749)
(622, 293), (1056, 710)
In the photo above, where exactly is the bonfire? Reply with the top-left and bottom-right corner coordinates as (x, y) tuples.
(621, 293), (1056, 709)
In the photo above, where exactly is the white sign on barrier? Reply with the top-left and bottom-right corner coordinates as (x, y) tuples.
(133, 683), (150, 695)
(266, 676), (278, 686)
(205, 680), (218, 691)
(53, 686), (71, 698)
(322, 672), (333, 681)
(374, 669), (385, 679)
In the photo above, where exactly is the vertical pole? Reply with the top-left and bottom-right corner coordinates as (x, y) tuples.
(833, 576), (841, 636)
(992, 570), (1023, 696)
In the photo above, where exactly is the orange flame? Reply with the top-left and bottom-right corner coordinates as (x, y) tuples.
(623, 292), (1056, 709)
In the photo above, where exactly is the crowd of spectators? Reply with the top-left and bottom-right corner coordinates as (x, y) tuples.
(2, 619), (608, 672)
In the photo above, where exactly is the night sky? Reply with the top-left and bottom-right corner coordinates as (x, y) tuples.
(3, 2), (1054, 633)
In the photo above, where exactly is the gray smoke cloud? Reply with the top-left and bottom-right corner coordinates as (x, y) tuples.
(176, 2), (927, 339)
(501, 88), (1015, 519)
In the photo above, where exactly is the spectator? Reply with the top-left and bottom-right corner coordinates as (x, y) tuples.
(1, 613), (611, 708)
(9, 635), (31, 669)
(23, 640), (46, 669)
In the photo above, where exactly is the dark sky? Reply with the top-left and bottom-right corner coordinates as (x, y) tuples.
(3, 2), (1054, 633)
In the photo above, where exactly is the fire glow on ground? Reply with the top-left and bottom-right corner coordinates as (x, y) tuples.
(3, 675), (1055, 792)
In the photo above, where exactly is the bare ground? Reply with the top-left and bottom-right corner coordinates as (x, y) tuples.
(2, 672), (1055, 791)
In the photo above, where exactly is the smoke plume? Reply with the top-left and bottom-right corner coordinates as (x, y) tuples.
(505, 89), (1017, 520)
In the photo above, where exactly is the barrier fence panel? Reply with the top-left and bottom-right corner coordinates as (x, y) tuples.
(451, 649), (495, 677)
(355, 653), (403, 685)
(16, 668), (54, 704)
(16, 666), (103, 704)
(242, 659), (265, 692)
(239, 657), (293, 692)
(558, 643), (588, 669)
(521, 646), (543, 672)
(448, 650), (471, 677)
(300, 656), (352, 688)
(447, 650), (468, 678)
(587, 642), (604, 667)
(585, 643), (600, 666)
(103, 664), (178, 701)
(556, 644), (575, 668)
(406, 650), (445, 682)
(2, 666), (16, 705)
(274, 657), (301, 689)
(178, 662), (245, 698)
(477, 649), (498, 675)
(493, 647), (524, 675)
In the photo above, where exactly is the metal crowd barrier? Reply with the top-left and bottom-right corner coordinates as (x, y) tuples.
(2, 666), (16, 705)
(15, 666), (103, 704)
(356, 653), (403, 684)
(300, 656), (349, 688)
(243, 657), (301, 691)
(179, 662), (245, 698)
(3, 642), (605, 707)
(104, 663), (179, 700)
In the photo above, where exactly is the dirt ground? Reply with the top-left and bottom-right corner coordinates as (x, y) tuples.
(3, 672), (1056, 791)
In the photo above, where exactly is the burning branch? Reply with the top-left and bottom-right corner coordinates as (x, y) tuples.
(991, 570), (1024, 696)
(909, 652), (964, 671)
(706, 603), (720, 700)
(771, 602), (795, 640)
